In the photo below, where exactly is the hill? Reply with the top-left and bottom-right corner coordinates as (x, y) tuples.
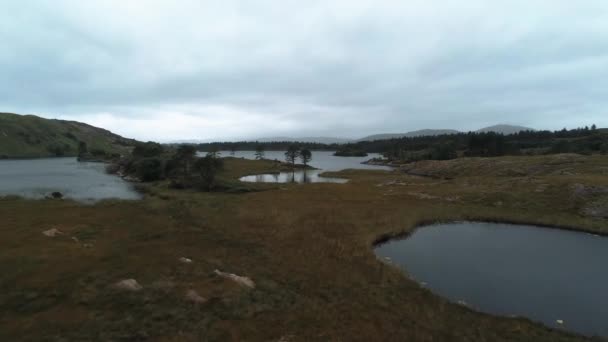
(358, 129), (459, 142)
(476, 124), (534, 134)
(252, 136), (351, 144)
(0, 112), (138, 158)
(358, 125), (534, 142)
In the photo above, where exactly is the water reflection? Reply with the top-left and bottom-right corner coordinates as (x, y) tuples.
(240, 169), (347, 184)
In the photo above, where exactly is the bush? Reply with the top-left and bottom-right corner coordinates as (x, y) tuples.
(194, 155), (224, 191)
(134, 158), (164, 182)
(430, 143), (457, 160)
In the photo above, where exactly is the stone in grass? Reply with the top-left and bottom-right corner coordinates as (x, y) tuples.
(214, 269), (255, 289)
(113, 279), (143, 291)
(42, 228), (63, 237)
(179, 257), (193, 264)
(185, 290), (207, 304)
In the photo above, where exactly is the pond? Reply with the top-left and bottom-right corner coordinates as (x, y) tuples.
(204, 150), (390, 183)
(374, 222), (608, 337)
(0, 158), (141, 203)
(239, 169), (347, 184)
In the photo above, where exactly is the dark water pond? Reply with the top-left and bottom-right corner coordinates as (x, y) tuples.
(204, 150), (390, 183)
(374, 222), (608, 337)
(0, 158), (140, 203)
(239, 169), (347, 184)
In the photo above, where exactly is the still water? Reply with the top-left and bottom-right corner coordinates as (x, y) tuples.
(0, 158), (140, 202)
(204, 150), (390, 183)
(374, 222), (608, 337)
(239, 170), (347, 184)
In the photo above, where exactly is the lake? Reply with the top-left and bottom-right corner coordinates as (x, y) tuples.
(204, 150), (390, 183)
(374, 222), (608, 337)
(0, 158), (140, 202)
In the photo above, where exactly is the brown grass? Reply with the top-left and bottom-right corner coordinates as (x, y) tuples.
(1, 155), (607, 341)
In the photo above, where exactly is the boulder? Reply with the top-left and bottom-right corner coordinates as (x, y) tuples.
(179, 257), (193, 264)
(185, 290), (207, 304)
(113, 279), (143, 291)
(42, 228), (63, 237)
(214, 269), (255, 289)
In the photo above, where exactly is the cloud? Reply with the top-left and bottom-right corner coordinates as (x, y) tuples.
(1, 0), (607, 140)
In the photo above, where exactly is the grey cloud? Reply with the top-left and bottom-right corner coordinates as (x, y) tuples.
(1, 0), (607, 140)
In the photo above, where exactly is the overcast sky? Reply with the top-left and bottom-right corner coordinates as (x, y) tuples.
(1, 1), (607, 141)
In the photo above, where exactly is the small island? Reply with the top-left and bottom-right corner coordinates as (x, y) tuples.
(333, 148), (368, 157)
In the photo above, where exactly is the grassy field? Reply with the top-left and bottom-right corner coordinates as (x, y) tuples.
(1, 155), (607, 341)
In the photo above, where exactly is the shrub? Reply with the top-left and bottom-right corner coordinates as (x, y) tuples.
(134, 158), (164, 182)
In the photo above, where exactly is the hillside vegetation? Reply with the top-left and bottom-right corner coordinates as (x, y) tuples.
(0, 112), (138, 158)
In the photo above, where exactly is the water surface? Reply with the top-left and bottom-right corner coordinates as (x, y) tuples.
(375, 222), (608, 337)
(0, 158), (140, 202)
(206, 150), (390, 183)
(239, 169), (347, 184)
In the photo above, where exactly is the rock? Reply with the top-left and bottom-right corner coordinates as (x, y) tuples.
(185, 290), (207, 304)
(179, 257), (193, 264)
(581, 204), (608, 219)
(113, 279), (143, 291)
(42, 228), (63, 237)
(407, 192), (439, 200)
(572, 183), (608, 197)
(556, 319), (564, 325)
(214, 269), (255, 289)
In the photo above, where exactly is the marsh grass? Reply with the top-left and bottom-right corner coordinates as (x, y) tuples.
(1, 155), (607, 341)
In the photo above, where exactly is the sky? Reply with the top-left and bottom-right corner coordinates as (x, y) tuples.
(1, 1), (607, 142)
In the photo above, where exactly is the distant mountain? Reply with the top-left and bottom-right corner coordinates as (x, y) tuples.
(0, 112), (138, 158)
(357, 129), (459, 142)
(252, 136), (351, 144)
(476, 124), (534, 134)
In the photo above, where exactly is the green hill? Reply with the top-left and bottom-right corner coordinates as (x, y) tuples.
(0, 112), (138, 158)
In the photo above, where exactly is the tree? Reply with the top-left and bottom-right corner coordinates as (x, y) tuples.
(592, 124), (597, 131)
(194, 154), (224, 191)
(285, 145), (300, 167)
(430, 143), (457, 160)
(77, 141), (88, 158)
(175, 144), (197, 176)
(255, 145), (265, 160)
(229, 146), (236, 156)
(132, 142), (163, 158)
(300, 149), (312, 167)
(135, 158), (163, 182)
(207, 146), (221, 159)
